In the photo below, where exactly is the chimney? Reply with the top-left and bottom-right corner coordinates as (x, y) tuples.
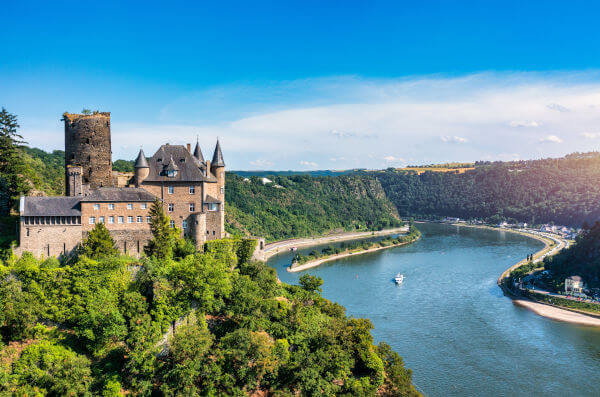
(186, 143), (191, 153)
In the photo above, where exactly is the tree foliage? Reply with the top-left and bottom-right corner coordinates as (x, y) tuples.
(225, 173), (402, 241)
(0, 236), (419, 395)
(375, 153), (600, 226)
(80, 222), (119, 260)
(0, 108), (28, 214)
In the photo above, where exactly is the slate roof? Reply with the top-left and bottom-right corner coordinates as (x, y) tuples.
(81, 188), (156, 202)
(211, 140), (225, 167)
(22, 197), (81, 216)
(193, 141), (205, 163)
(134, 149), (149, 168)
(144, 144), (216, 183)
(204, 194), (222, 204)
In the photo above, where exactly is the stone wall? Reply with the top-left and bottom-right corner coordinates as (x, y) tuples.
(16, 220), (82, 258)
(64, 112), (113, 193)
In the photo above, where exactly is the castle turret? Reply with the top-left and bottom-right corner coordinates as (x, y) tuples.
(210, 140), (225, 238)
(134, 149), (149, 187)
(66, 165), (83, 196)
(193, 139), (205, 164)
(63, 112), (113, 194)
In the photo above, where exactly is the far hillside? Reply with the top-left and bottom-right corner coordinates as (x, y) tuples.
(225, 173), (402, 241)
(374, 152), (600, 226)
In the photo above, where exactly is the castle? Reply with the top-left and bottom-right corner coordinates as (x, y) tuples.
(16, 112), (228, 258)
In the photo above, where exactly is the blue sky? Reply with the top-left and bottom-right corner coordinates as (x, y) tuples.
(3, 1), (600, 169)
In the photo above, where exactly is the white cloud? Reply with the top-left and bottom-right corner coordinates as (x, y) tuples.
(539, 135), (563, 143)
(19, 71), (600, 170)
(581, 132), (600, 139)
(383, 155), (405, 162)
(249, 159), (274, 168)
(299, 160), (318, 167)
(441, 136), (468, 143)
(547, 103), (570, 112)
(509, 120), (541, 128)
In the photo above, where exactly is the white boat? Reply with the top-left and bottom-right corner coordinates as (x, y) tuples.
(394, 273), (404, 284)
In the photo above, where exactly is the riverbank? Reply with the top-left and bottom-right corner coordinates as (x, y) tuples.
(513, 299), (600, 327)
(470, 225), (600, 326)
(264, 226), (408, 259)
(288, 230), (420, 273)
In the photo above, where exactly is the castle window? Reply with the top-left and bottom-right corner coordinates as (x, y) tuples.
(168, 203), (174, 212)
(146, 216), (151, 223)
(157, 158), (162, 162)
(108, 203), (115, 210)
(169, 220), (175, 228)
(182, 220), (188, 229)
(189, 186), (195, 194)
(207, 203), (218, 211)
(118, 216), (124, 224)
(127, 203), (133, 210)
(26, 228), (29, 237)
(93, 204), (100, 210)
(137, 216), (143, 223)
(99, 216), (105, 224)
(86, 138), (90, 144)
(89, 216), (96, 224)
(141, 203), (147, 209)
(108, 216), (114, 224)
(206, 230), (209, 234)
(168, 186), (174, 194)
(70, 154), (75, 160)
(127, 216), (133, 223)
(213, 230), (215, 235)
(189, 203), (195, 212)
(167, 170), (177, 177)
(220, 187), (224, 194)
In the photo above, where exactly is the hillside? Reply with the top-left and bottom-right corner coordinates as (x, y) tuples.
(225, 173), (402, 242)
(0, 220), (419, 395)
(544, 221), (600, 290)
(374, 152), (600, 226)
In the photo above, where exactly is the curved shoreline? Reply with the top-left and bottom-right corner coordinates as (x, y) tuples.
(287, 236), (419, 273)
(264, 226), (408, 260)
(452, 224), (600, 327)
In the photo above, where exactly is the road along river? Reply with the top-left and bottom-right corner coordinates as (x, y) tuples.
(267, 222), (600, 397)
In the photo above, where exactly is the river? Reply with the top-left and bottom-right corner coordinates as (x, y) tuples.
(267, 222), (600, 396)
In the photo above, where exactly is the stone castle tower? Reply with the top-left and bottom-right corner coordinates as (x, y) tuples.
(63, 112), (113, 195)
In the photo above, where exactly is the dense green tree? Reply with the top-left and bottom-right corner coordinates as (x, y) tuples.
(80, 222), (119, 260)
(0, 108), (28, 214)
(145, 199), (179, 260)
(9, 341), (92, 396)
(299, 274), (323, 293)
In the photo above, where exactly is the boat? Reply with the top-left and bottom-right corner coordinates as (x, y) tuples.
(394, 273), (404, 284)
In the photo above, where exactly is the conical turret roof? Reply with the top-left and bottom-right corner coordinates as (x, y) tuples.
(193, 140), (205, 163)
(134, 149), (149, 168)
(211, 139), (225, 167)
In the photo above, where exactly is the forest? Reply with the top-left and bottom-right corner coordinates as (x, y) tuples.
(544, 221), (600, 290)
(224, 173), (402, 242)
(0, 199), (419, 396)
(374, 152), (600, 226)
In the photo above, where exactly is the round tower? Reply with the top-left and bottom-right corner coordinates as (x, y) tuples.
(134, 149), (150, 187)
(63, 112), (112, 194)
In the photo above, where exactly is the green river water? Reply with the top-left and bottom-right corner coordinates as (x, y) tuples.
(267, 222), (600, 396)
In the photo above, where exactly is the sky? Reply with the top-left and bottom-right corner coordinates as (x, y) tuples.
(3, 0), (600, 170)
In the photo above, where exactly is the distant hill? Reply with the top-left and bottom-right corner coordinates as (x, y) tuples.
(373, 152), (600, 226)
(225, 173), (401, 241)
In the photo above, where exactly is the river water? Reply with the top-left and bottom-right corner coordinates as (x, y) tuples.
(267, 223), (600, 396)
